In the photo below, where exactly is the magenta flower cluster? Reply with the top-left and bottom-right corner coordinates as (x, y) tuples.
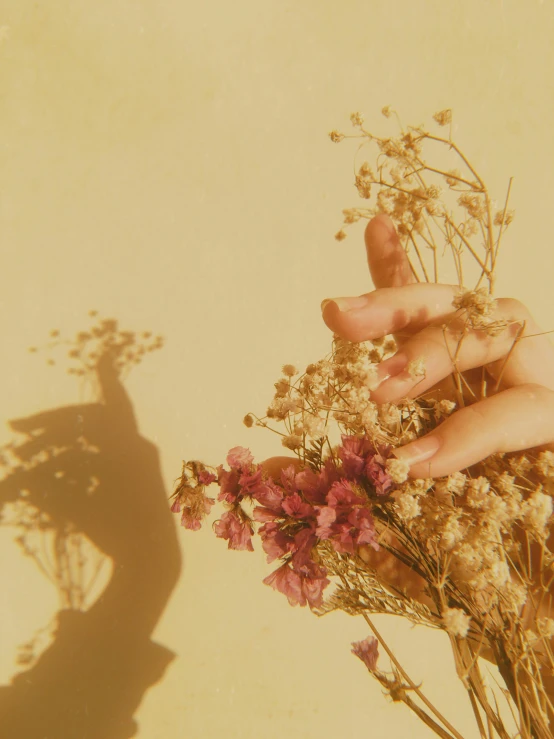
(174, 436), (396, 610)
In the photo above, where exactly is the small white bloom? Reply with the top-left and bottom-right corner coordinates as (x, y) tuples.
(386, 458), (410, 484)
(395, 493), (421, 521)
(442, 607), (471, 638)
(407, 357), (426, 379)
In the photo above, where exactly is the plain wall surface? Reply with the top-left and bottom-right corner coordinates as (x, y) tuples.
(1, 1), (553, 737)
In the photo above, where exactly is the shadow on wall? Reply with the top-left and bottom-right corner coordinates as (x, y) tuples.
(0, 319), (182, 739)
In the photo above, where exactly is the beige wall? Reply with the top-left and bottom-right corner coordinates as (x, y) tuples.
(0, 1), (552, 736)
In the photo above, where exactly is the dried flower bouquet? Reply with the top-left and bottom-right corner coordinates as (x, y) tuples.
(172, 110), (554, 739)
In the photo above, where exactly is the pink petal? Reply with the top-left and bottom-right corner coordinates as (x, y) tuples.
(214, 510), (254, 551)
(282, 492), (314, 520)
(351, 637), (379, 671)
(227, 446), (254, 470)
(198, 470), (217, 485)
(263, 563), (306, 607)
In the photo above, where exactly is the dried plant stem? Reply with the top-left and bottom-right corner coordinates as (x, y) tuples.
(493, 320), (526, 393)
(361, 613), (465, 739)
(492, 177), (513, 272)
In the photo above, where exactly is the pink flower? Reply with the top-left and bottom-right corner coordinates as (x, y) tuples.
(227, 446), (254, 470)
(327, 479), (364, 508)
(218, 447), (269, 504)
(351, 637), (379, 671)
(258, 521), (295, 562)
(339, 435), (375, 479)
(297, 564), (329, 609)
(315, 506), (336, 538)
(214, 510), (254, 551)
(338, 435), (395, 496)
(198, 469), (217, 486)
(282, 492), (314, 521)
(252, 478), (284, 510)
(365, 457), (394, 496)
(263, 563), (304, 606)
(315, 478), (379, 554)
(280, 465), (298, 493)
(263, 560), (329, 609)
(348, 508), (379, 551)
(180, 494), (215, 531)
(171, 484), (215, 530)
(291, 527), (318, 566)
(296, 460), (339, 505)
(217, 465), (241, 504)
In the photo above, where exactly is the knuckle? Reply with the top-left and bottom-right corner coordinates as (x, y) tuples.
(496, 297), (533, 321)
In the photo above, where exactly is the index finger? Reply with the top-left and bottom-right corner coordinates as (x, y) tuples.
(321, 282), (459, 342)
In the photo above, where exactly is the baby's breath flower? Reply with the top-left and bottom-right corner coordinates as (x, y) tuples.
(282, 434), (302, 451)
(407, 478), (434, 495)
(243, 413), (254, 428)
(269, 397), (297, 420)
(435, 472), (467, 498)
(304, 415), (326, 439)
(383, 337), (397, 355)
(361, 403), (378, 428)
(487, 560), (511, 589)
(282, 364), (297, 377)
(495, 472), (518, 496)
(466, 476), (491, 508)
(503, 581), (528, 612)
(458, 193), (485, 220)
(379, 403), (400, 430)
(433, 399), (456, 419)
(537, 617), (554, 638)
(494, 209), (514, 226)
(381, 105), (392, 118)
(444, 169), (462, 187)
(507, 455), (532, 476)
(407, 357), (426, 379)
(395, 492), (421, 521)
(433, 109), (452, 127)
(440, 514), (465, 551)
(355, 176), (372, 199)
(521, 487), (553, 539)
(442, 607), (470, 638)
(453, 287), (496, 317)
(274, 378), (289, 396)
(329, 130), (344, 143)
(333, 410), (350, 423)
(350, 111), (364, 127)
(335, 230), (347, 242)
(535, 450), (554, 478)
(386, 458), (410, 484)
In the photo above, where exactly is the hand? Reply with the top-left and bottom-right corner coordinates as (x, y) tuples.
(321, 214), (554, 479)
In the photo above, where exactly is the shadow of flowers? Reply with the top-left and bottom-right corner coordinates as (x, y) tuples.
(0, 317), (182, 738)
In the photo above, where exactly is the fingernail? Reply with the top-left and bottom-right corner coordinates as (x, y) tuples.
(320, 296), (368, 313)
(392, 435), (441, 466)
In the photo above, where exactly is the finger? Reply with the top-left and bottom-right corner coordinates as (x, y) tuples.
(364, 214), (415, 289)
(370, 300), (554, 403)
(392, 383), (554, 478)
(321, 282), (459, 342)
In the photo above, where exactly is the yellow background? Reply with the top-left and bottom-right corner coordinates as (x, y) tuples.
(0, 1), (553, 737)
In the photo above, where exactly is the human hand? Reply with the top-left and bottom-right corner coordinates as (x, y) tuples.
(321, 213), (554, 479)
